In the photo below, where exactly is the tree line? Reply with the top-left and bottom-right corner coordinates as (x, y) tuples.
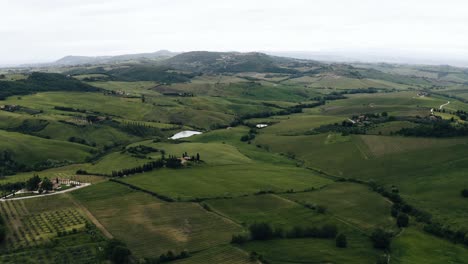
(340, 177), (468, 247)
(231, 222), (339, 244)
(398, 122), (468, 137)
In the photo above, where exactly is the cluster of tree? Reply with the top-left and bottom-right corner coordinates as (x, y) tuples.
(9, 119), (49, 135)
(26, 174), (53, 193)
(240, 128), (257, 142)
(31, 159), (73, 172)
(143, 250), (190, 263)
(126, 145), (159, 156)
(68, 136), (96, 147)
(249, 251), (268, 263)
(162, 92), (194, 97)
(312, 88), (381, 102)
(0, 72), (101, 100)
(107, 65), (196, 83)
(54, 106), (88, 113)
(109, 154), (184, 178)
(423, 222), (468, 246)
(111, 159), (165, 177)
(237, 101), (325, 122)
(311, 112), (392, 136)
(370, 228), (393, 250)
(335, 233), (347, 248)
(0, 181), (25, 197)
(165, 156), (183, 168)
(116, 121), (163, 138)
(232, 222), (338, 244)
(1, 174), (54, 196)
(367, 180), (468, 246)
(0, 150), (26, 176)
(103, 239), (132, 264)
(181, 152), (201, 162)
(397, 122), (468, 137)
(454, 110), (467, 121)
(310, 122), (366, 135)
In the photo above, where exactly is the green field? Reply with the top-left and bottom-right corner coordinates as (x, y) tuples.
(392, 228), (468, 264)
(2, 52), (468, 263)
(0, 194), (106, 263)
(283, 182), (395, 232)
(205, 194), (329, 227)
(121, 164), (332, 200)
(0, 129), (94, 165)
(72, 181), (243, 257)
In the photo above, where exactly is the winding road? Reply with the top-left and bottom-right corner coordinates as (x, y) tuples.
(439, 101), (450, 110)
(0, 183), (91, 202)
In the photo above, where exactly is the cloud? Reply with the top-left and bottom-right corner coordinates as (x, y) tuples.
(1, 0), (468, 64)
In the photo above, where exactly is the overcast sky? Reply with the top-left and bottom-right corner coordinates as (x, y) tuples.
(1, 0), (468, 65)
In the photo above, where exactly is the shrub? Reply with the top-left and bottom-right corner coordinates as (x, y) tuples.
(249, 223), (274, 240)
(316, 205), (327, 214)
(370, 228), (393, 250)
(335, 233), (347, 248)
(397, 213), (409, 228)
(231, 234), (249, 244)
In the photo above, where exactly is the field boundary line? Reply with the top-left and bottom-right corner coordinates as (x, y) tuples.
(65, 193), (114, 239)
(197, 203), (244, 228)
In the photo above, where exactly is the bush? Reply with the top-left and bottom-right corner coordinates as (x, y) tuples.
(231, 234), (249, 244)
(316, 205), (327, 214)
(397, 213), (409, 228)
(370, 228), (393, 250)
(104, 239), (132, 264)
(335, 233), (347, 248)
(249, 223), (274, 240)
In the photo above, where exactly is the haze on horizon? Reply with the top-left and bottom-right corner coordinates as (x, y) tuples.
(2, 0), (468, 66)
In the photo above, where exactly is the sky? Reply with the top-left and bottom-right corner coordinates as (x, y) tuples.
(1, 0), (468, 65)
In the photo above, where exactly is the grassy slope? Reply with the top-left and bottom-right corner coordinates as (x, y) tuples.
(0, 129), (94, 164)
(122, 165), (331, 200)
(71, 181), (242, 257)
(392, 228), (468, 264)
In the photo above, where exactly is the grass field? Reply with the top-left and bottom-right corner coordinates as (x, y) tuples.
(283, 182), (395, 233)
(246, 113), (345, 136)
(71, 181), (243, 257)
(174, 245), (253, 264)
(392, 228), (468, 264)
(121, 164), (332, 200)
(0, 129), (94, 165)
(80, 151), (152, 175)
(241, 236), (379, 264)
(205, 194), (329, 227)
(129, 140), (254, 166)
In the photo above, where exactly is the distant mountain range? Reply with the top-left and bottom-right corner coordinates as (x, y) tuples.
(8, 49), (468, 69)
(53, 50), (178, 66)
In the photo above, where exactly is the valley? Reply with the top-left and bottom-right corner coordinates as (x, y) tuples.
(0, 51), (468, 263)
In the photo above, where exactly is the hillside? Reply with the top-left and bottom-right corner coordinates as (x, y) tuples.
(0, 72), (100, 99)
(1, 52), (468, 264)
(162, 51), (313, 73)
(54, 50), (178, 66)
